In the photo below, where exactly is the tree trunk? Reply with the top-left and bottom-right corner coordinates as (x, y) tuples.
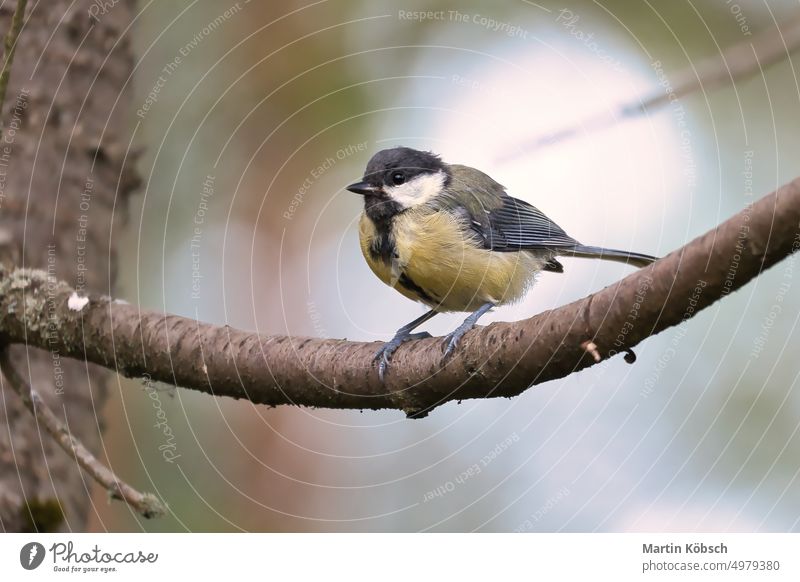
(0, 1), (136, 531)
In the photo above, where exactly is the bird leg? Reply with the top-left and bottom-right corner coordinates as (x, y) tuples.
(442, 302), (495, 359)
(375, 309), (438, 381)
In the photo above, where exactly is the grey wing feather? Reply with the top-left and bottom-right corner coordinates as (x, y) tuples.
(484, 195), (580, 251)
(470, 195), (658, 267)
(442, 165), (657, 267)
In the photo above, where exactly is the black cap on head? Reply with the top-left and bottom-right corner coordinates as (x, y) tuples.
(347, 147), (449, 222)
(362, 147), (447, 187)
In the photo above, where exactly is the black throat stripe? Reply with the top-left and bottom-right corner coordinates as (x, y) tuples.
(369, 231), (395, 265)
(397, 272), (437, 305)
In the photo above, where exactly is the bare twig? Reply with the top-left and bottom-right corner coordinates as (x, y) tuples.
(0, 349), (167, 519)
(0, 177), (797, 418)
(500, 14), (800, 160)
(0, 0), (27, 119)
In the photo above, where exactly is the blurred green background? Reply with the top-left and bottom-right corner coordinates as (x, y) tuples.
(89, 0), (800, 531)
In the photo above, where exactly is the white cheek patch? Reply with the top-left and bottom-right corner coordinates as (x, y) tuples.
(385, 171), (446, 209)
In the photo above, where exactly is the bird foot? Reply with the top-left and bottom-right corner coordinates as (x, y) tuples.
(441, 302), (494, 361)
(374, 331), (432, 381)
(441, 321), (476, 360)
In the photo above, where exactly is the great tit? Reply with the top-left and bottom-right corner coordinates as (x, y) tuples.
(347, 147), (656, 379)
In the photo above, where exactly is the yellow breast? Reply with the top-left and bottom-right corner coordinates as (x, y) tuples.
(358, 209), (545, 312)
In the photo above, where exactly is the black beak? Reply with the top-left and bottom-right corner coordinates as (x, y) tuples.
(346, 181), (380, 195)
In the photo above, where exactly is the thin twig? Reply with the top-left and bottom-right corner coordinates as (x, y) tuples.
(499, 13), (800, 161)
(0, 0), (28, 119)
(0, 348), (167, 519)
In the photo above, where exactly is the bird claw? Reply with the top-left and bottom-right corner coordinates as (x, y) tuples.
(441, 326), (470, 360)
(440, 302), (494, 362)
(374, 331), (432, 381)
(376, 352), (391, 383)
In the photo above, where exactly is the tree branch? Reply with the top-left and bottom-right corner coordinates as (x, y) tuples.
(0, 349), (167, 518)
(0, 178), (798, 418)
(0, 0), (137, 531)
(500, 13), (800, 160)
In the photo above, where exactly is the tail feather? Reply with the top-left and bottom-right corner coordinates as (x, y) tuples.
(566, 245), (657, 268)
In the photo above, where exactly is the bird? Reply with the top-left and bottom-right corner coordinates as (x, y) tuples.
(347, 147), (657, 380)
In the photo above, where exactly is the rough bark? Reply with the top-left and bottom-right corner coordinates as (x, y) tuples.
(1, 177), (797, 421)
(0, 2), (135, 531)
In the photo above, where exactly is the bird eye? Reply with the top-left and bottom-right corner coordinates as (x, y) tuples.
(391, 172), (405, 185)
